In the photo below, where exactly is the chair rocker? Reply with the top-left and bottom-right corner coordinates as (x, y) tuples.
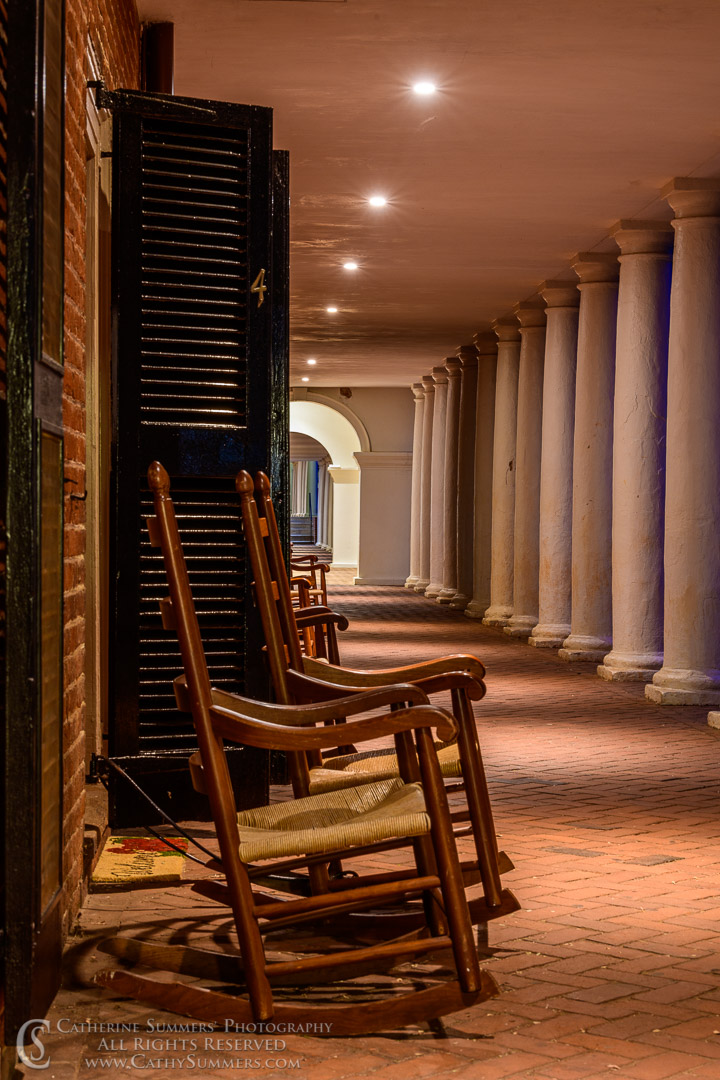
(95, 462), (500, 1035)
(236, 470), (520, 928)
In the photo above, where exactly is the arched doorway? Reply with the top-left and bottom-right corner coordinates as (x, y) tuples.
(289, 398), (366, 568)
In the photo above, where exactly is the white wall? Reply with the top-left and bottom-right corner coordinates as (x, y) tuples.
(290, 388), (415, 580)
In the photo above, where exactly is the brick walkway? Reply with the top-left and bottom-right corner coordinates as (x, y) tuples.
(26, 584), (720, 1079)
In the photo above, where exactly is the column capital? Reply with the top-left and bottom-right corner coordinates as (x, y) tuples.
(515, 301), (546, 329)
(661, 177), (720, 219)
(492, 317), (521, 343)
(444, 357), (462, 378)
(571, 252), (619, 284)
(610, 219), (674, 256)
(432, 364), (449, 385)
(473, 330), (499, 355)
(539, 279), (579, 308)
(411, 382), (425, 400)
(421, 374), (435, 393)
(456, 343), (479, 368)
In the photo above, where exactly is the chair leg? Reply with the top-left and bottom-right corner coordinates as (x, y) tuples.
(415, 727), (482, 994)
(452, 687), (503, 907)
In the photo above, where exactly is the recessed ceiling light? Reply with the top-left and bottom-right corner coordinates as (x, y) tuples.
(307, 358), (317, 365)
(368, 196), (387, 207)
(301, 376), (309, 382)
(343, 261), (359, 271)
(412, 81), (436, 96)
(326, 306), (338, 313)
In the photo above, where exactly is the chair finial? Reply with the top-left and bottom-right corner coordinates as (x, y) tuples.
(236, 470), (254, 495)
(147, 461), (170, 494)
(255, 471), (272, 494)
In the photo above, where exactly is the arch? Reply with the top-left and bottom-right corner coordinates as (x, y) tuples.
(289, 398), (364, 568)
(290, 394), (370, 459)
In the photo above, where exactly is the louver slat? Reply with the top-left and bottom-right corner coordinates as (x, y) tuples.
(139, 118), (249, 427)
(137, 480), (244, 753)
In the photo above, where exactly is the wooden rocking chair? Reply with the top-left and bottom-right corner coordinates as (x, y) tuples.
(95, 462), (499, 1034)
(237, 470), (520, 926)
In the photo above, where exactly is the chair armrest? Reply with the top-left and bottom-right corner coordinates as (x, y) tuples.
(303, 653), (486, 685)
(208, 702), (457, 751)
(294, 610), (349, 632)
(284, 669), (430, 707)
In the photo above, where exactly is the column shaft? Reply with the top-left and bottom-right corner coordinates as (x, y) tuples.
(405, 383), (425, 587)
(451, 345), (479, 609)
(506, 304), (546, 637)
(530, 283), (579, 647)
(426, 366), (449, 597)
(465, 334), (497, 619)
(647, 180), (720, 704)
(559, 254), (619, 662)
(598, 222), (673, 682)
(483, 320), (521, 626)
(414, 375), (435, 592)
(438, 359), (462, 601)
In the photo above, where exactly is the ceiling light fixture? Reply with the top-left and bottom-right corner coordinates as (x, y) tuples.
(368, 195), (387, 207)
(343, 261), (359, 271)
(412, 81), (436, 96)
(301, 376), (309, 382)
(307, 358), (317, 365)
(326, 306), (338, 313)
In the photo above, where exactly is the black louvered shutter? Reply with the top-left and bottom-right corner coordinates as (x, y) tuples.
(103, 89), (285, 825)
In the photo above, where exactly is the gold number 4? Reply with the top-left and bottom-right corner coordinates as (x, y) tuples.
(250, 268), (267, 308)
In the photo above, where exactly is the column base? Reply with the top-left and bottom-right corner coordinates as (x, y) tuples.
(464, 599), (489, 620)
(424, 581), (444, 599)
(645, 667), (720, 706)
(558, 633), (611, 663)
(504, 614), (538, 638)
(404, 575), (419, 589)
(449, 592), (471, 611)
(436, 586), (457, 604)
(413, 578), (430, 593)
(597, 650), (662, 683)
(528, 623), (570, 648)
(482, 604), (513, 628)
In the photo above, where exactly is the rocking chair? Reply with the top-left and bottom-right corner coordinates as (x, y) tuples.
(236, 470), (519, 926)
(95, 462), (499, 1035)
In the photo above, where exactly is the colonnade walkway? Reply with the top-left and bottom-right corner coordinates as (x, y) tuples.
(35, 582), (720, 1080)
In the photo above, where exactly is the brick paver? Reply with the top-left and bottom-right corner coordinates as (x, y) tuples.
(22, 583), (720, 1079)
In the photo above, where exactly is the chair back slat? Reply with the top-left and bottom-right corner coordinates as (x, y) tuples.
(253, 471), (306, 670)
(235, 470), (294, 702)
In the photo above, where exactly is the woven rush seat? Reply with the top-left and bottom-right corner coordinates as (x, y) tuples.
(309, 744), (462, 795)
(237, 778), (429, 862)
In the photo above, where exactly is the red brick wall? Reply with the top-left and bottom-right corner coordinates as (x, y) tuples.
(62, 0), (140, 932)
(0, 0), (7, 1046)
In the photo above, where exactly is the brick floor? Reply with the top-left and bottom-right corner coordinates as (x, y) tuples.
(22, 583), (720, 1079)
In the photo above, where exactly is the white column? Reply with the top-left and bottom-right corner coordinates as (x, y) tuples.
(316, 462), (326, 547)
(438, 358), (462, 602)
(530, 282), (579, 647)
(327, 466), (359, 568)
(647, 179), (720, 705)
(425, 365), (450, 598)
(414, 374), (435, 592)
(598, 222), (673, 682)
(355, 452), (413, 585)
(405, 383), (426, 588)
(505, 303), (546, 637)
(483, 320), (521, 627)
(451, 344), (479, 610)
(559, 253), (619, 663)
(465, 333), (497, 619)
(318, 457), (332, 549)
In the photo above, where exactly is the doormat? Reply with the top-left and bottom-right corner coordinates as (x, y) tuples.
(91, 835), (188, 891)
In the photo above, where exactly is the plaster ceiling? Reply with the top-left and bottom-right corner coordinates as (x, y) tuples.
(137, 0), (720, 386)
